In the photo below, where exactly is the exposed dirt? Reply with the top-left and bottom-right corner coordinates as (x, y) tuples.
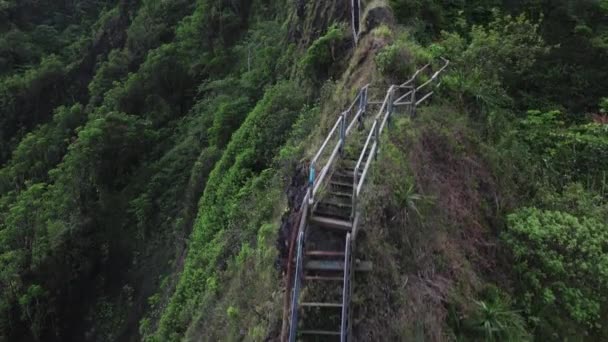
(353, 104), (505, 341)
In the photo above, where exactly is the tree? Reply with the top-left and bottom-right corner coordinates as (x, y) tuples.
(503, 208), (608, 338)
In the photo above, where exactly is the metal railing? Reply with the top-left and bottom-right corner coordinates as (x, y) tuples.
(286, 58), (449, 342)
(341, 212), (359, 341)
(287, 86), (368, 341)
(287, 186), (310, 342)
(350, 58), (450, 226)
(340, 232), (352, 341)
(288, 231), (305, 342)
(308, 85), (369, 206)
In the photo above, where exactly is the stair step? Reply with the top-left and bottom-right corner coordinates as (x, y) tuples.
(305, 260), (373, 272)
(334, 174), (356, 182)
(306, 250), (345, 258)
(314, 205), (351, 218)
(318, 198), (352, 208)
(300, 330), (341, 336)
(304, 275), (344, 282)
(341, 158), (367, 166)
(327, 191), (352, 199)
(300, 302), (343, 308)
(329, 180), (354, 188)
(313, 209), (351, 222)
(332, 173), (355, 183)
(310, 215), (352, 231)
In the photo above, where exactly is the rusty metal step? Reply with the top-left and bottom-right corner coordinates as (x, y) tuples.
(317, 195), (352, 208)
(314, 205), (351, 221)
(300, 330), (341, 336)
(300, 302), (342, 308)
(313, 210), (350, 223)
(340, 158), (367, 168)
(329, 180), (353, 188)
(327, 191), (352, 199)
(304, 275), (343, 282)
(305, 260), (373, 272)
(306, 250), (345, 258)
(310, 215), (352, 231)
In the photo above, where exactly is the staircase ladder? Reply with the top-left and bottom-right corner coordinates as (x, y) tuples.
(285, 58), (450, 341)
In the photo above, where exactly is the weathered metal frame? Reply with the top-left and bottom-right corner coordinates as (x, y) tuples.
(352, 59), (449, 203)
(286, 58), (449, 342)
(287, 85), (368, 341)
(309, 85), (369, 207)
(340, 233), (352, 341)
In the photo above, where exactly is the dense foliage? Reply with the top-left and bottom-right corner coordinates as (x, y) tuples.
(369, 1), (607, 340)
(0, 0), (606, 341)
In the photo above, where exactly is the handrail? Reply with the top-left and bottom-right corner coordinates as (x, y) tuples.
(287, 58), (448, 342)
(352, 119), (376, 212)
(401, 63), (430, 87)
(346, 85), (369, 135)
(311, 117), (342, 167)
(351, 58), (449, 224)
(357, 138), (376, 196)
(288, 231), (305, 342)
(416, 57), (449, 91)
(284, 189), (310, 342)
(340, 233), (352, 341)
(394, 84), (415, 106)
(413, 58), (450, 107)
(312, 141), (341, 198)
(347, 214), (359, 338)
(309, 85), (369, 206)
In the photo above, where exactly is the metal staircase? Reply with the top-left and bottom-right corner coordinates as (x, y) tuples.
(284, 58), (449, 341)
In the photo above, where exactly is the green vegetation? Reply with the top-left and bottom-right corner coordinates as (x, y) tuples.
(504, 208), (608, 336)
(358, 1), (608, 340)
(0, 0), (606, 341)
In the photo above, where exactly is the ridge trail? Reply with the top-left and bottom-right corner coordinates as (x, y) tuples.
(282, 58), (449, 341)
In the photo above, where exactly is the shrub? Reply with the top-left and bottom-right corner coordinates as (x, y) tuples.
(503, 208), (608, 336)
(300, 24), (346, 80)
(438, 12), (546, 114)
(519, 110), (608, 187)
(375, 32), (431, 79)
(456, 286), (530, 342)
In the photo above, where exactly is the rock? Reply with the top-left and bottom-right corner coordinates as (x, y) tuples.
(365, 5), (395, 33)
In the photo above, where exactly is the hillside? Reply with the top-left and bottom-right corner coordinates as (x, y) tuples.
(0, 0), (607, 341)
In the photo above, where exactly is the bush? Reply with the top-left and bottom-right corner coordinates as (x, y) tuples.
(454, 286), (530, 342)
(519, 110), (608, 187)
(438, 12), (546, 114)
(375, 32), (432, 79)
(503, 208), (608, 337)
(300, 24), (346, 80)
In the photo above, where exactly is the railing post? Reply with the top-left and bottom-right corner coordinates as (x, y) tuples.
(387, 86), (395, 127)
(308, 164), (315, 206)
(357, 87), (368, 130)
(359, 87), (367, 114)
(387, 86), (394, 116)
(373, 118), (379, 160)
(351, 172), (357, 222)
(339, 114), (346, 155)
(411, 87), (417, 117)
(341, 233), (352, 342)
(289, 232), (305, 342)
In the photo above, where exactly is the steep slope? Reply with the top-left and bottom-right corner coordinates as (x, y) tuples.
(0, 1), (606, 341)
(0, 0), (354, 340)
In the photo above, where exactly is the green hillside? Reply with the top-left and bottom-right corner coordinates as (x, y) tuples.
(0, 0), (606, 341)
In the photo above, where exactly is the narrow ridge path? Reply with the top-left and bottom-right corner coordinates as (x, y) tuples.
(283, 58), (449, 342)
